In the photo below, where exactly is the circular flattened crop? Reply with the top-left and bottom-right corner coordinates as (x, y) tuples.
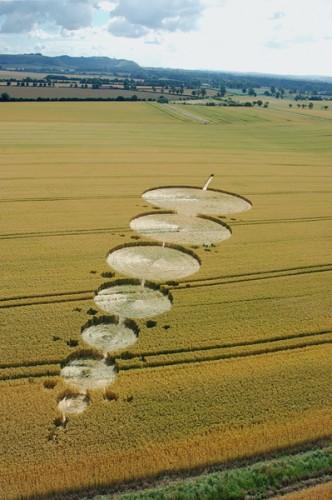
(107, 244), (200, 281)
(57, 394), (89, 415)
(94, 281), (172, 319)
(130, 213), (231, 246)
(60, 358), (116, 391)
(142, 186), (252, 216)
(82, 318), (138, 352)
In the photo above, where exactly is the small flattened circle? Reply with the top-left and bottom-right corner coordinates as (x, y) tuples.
(82, 320), (138, 352)
(57, 394), (89, 415)
(60, 358), (116, 391)
(94, 282), (172, 319)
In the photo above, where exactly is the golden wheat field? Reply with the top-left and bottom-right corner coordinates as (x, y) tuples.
(0, 101), (332, 498)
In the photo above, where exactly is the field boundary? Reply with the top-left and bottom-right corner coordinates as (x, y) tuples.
(22, 440), (332, 500)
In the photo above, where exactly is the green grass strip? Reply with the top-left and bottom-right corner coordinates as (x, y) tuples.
(118, 447), (332, 499)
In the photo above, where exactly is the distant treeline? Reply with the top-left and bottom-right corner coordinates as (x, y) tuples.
(0, 93), (168, 103)
(146, 67), (332, 94)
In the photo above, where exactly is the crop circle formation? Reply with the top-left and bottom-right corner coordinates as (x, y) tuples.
(57, 176), (252, 420)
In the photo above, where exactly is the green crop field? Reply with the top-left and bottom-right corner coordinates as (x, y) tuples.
(0, 101), (331, 498)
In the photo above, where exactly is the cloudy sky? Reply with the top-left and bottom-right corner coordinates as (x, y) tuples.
(0, 0), (331, 76)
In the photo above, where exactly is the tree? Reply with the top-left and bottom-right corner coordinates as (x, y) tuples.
(289, 103), (293, 108)
(248, 88), (256, 96)
(0, 92), (10, 101)
(218, 84), (226, 97)
(256, 99), (263, 106)
(158, 95), (168, 104)
(308, 102), (314, 109)
(123, 79), (130, 90)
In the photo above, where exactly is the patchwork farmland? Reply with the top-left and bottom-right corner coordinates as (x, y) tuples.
(0, 101), (331, 498)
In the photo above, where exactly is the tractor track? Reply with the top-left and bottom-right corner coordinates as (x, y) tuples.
(173, 265), (332, 290)
(1, 329), (331, 381)
(1, 264), (331, 309)
(1, 191), (331, 204)
(0, 194), (138, 203)
(0, 216), (331, 240)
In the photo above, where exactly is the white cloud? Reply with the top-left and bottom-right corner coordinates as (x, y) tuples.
(108, 0), (203, 37)
(108, 17), (148, 38)
(0, 0), (97, 33)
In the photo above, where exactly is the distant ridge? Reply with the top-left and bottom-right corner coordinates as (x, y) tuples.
(0, 53), (143, 74)
(1, 53), (332, 93)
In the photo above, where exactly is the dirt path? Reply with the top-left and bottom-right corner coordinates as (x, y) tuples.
(154, 103), (211, 124)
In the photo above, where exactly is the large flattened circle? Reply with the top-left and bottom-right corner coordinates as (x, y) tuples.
(82, 319), (138, 352)
(142, 186), (252, 216)
(94, 281), (172, 319)
(106, 244), (200, 281)
(130, 212), (231, 246)
(60, 358), (116, 391)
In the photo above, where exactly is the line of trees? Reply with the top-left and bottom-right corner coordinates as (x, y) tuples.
(0, 92), (169, 103)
